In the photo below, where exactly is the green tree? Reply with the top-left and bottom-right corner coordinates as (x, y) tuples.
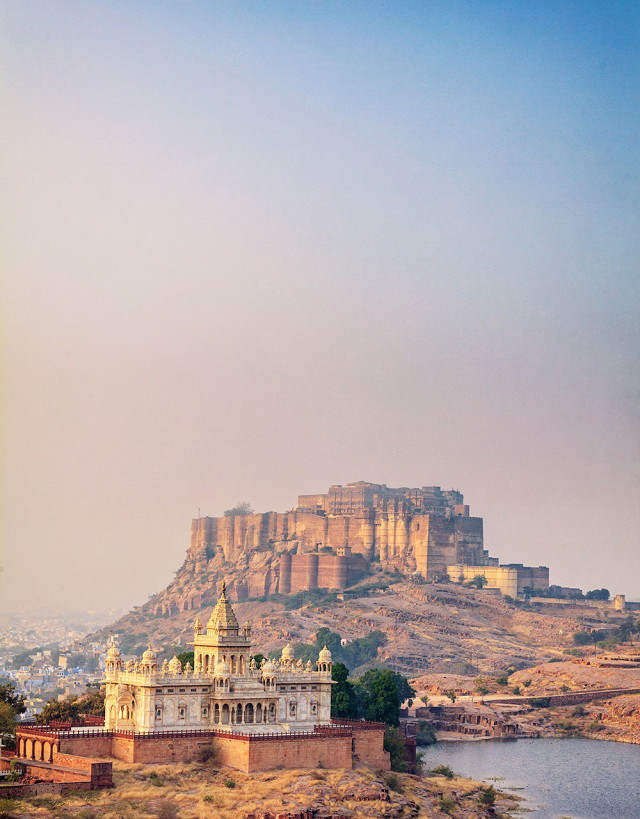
(0, 702), (18, 749)
(390, 671), (415, 705)
(177, 651), (195, 670)
(478, 785), (496, 807)
(331, 662), (358, 719)
(415, 719), (437, 745)
(223, 502), (254, 517)
(0, 682), (26, 715)
(10, 649), (36, 669)
(36, 688), (105, 724)
(383, 726), (408, 772)
(315, 627), (342, 656)
(470, 574), (488, 589)
(585, 588), (610, 601)
(359, 669), (402, 726)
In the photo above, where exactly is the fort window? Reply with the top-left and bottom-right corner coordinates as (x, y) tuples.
(201, 706), (208, 718)
(178, 706), (186, 720)
(179, 688), (185, 693)
(311, 702), (318, 715)
(191, 688), (197, 692)
(168, 689), (174, 693)
(156, 708), (162, 720)
(289, 702), (297, 717)
(156, 689), (162, 694)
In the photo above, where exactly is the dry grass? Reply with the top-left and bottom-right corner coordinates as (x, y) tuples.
(0, 760), (521, 819)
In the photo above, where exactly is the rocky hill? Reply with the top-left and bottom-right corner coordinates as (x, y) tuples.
(93, 573), (591, 676)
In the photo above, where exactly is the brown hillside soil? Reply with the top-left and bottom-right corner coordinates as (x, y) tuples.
(475, 661), (640, 745)
(92, 581), (597, 676)
(509, 660), (640, 694)
(0, 760), (520, 818)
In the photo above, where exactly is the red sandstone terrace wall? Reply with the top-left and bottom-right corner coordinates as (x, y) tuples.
(247, 735), (351, 772)
(18, 724), (389, 775)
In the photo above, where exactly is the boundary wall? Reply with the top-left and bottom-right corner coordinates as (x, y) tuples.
(16, 720), (390, 775)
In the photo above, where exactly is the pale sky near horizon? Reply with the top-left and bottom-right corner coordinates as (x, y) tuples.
(1, 1), (639, 616)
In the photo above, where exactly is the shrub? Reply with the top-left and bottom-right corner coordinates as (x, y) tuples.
(587, 720), (604, 732)
(560, 685), (569, 693)
(224, 778), (236, 788)
(522, 679), (532, 688)
(383, 772), (403, 792)
(511, 685), (521, 695)
(530, 697), (551, 708)
(384, 726), (408, 771)
(558, 719), (576, 731)
(572, 705), (585, 716)
(200, 743), (218, 764)
(438, 795), (456, 815)
(548, 657), (562, 662)
(416, 719), (437, 745)
(496, 674), (509, 685)
(478, 785), (496, 807)
(155, 801), (179, 819)
(431, 764), (455, 779)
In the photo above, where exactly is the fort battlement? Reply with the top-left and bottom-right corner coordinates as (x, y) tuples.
(148, 481), (547, 614)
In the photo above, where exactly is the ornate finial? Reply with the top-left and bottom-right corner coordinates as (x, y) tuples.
(221, 579), (226, 596)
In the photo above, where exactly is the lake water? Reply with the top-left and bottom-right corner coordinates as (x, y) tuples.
(419, 737), (640, 818)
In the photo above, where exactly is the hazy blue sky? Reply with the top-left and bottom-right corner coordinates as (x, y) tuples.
(1, 1), (638, 614)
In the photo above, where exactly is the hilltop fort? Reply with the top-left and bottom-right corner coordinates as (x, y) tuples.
(149, 481), (549, 617)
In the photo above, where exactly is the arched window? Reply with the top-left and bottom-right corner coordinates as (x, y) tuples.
(245, 703), (254, 723)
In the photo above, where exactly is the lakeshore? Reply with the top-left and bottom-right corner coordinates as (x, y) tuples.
(420, 736), (640, 819)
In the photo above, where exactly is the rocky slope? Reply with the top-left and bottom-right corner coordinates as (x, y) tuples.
(0, 758), (519, 818)
(93, 575), (594, 676)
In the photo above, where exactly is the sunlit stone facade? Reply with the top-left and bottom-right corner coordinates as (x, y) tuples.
(104, 583), (333, 732)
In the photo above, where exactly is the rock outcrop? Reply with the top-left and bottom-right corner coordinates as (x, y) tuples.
(147, 482), (487, 616)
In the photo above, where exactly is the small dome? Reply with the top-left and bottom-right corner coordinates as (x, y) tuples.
(142, 646), (156, 662)
(281, 644), (295, 661)
(263, 660), (277, 674)
(318, 645), (333, 662)
(168, 655), (182, 673)
(194, 616), (202, 630)
(107, 644), (121, 658)
(214, 659), (231, 675)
